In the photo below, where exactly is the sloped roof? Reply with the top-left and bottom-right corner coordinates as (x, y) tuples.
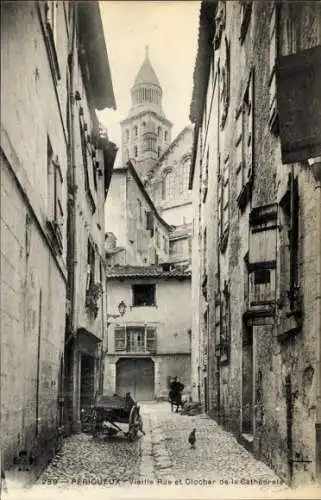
(106, 265), (191, 279)
(133, 49), (161, 88)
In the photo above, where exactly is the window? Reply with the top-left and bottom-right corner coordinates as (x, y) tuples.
(158, 146), (161, 158)
(236, 70), (254, 211)
(203, 149), (209, 202)
(137, 198), (142, 224)
(132, 284), (156, 307)
(134, 125), (138, 137)
(134, 145), (138, 158)
(86, 239), (95, 291)
(239, 0), (252, 44)
(268, 2), (280, 134)
(144, 134), (157, 152)
(220, 282), (230, 362)
(218, 155), (229, 251)
(155, 227), (160, 247)
(158, 126), (161, 137)
(47, 137), (63, 254)
(248, 203), (278, 308)
(146, 211), (154, 234)
(115, 326), (156, 353)
(178, 156), (191, 198)
(125, 149), (129, 162)
(164, 170), (175, 200)
(164, 130), (168, 142)
(125, 129), (129, 142)
(44, 1), (60, 82)
(279, 173), (300, 311)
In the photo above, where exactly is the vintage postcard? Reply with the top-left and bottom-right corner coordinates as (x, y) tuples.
(1, 1), (321, 499)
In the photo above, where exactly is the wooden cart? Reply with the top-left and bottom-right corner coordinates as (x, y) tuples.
(92, 393), (144, 441)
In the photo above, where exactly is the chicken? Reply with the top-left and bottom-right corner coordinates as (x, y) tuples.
(188, 428), (196, 448)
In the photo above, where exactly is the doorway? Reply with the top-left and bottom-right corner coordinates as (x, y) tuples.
(116, 358), (154, 401)
(242, 326), (253, 435)
(80, 354), (95, 411)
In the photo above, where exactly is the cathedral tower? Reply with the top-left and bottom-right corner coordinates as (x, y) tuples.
(120, 46), (173, 180)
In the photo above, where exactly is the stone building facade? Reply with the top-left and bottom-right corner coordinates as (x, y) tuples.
(105, 161), (170, 267)
(189, 0), (321, 487)
(104, 266), (191, 401)
(1, 1), (117, 467)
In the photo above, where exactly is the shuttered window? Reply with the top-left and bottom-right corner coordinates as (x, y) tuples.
(115, 327), (126, 352)
(269, 2), (280, 133)
(248, 205), (277, 306)
(146, 328), (157, 353)
(236, 70), (254, 210)
(114, 326), (157, 353)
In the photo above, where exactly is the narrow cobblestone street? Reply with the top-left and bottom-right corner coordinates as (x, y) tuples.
(7, 403), (320, 499)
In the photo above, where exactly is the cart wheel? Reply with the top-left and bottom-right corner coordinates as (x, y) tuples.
(128, 407), (141, 441)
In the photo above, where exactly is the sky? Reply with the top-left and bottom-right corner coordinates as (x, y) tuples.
(97, 1), (200, 164)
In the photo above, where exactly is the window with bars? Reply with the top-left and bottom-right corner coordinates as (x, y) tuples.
(144, 134), (157, 152)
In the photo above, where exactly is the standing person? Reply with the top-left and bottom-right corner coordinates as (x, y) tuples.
(169, 376), (184, 412)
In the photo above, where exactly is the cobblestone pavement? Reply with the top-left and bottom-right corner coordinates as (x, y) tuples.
(141, 403), (290, 493)
(5, 403), (320, 499)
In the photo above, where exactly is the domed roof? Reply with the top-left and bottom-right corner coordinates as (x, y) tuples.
(133, 46), (161, 88)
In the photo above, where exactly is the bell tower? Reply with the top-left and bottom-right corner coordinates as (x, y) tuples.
(120, 47), (173, 181)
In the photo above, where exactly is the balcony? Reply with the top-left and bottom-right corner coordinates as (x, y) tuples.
(114, 326), (157, 355)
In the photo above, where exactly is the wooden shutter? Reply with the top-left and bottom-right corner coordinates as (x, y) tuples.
(277, 45), (321, 163)
(246, 70), (254, 181)
(115, 327), (126, 352)
(146, 327), (156, 353)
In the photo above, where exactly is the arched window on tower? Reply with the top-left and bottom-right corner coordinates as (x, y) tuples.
(134, 145), (138, 158)
(164, 130), (168, 142)
(125, 129), (129, 142)
(133, 125), (138, 137)
(157, 126), (161, 137)
(125, 149), (129, 162)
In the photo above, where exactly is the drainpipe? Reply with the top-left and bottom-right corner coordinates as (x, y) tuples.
(64, 5), (78, 432)
(308, 156), (321, 481)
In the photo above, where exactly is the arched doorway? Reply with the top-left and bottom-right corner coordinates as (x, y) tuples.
(116, 358), (154, 401)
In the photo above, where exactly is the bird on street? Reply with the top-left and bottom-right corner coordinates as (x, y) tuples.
(188, 428), (196, 448)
